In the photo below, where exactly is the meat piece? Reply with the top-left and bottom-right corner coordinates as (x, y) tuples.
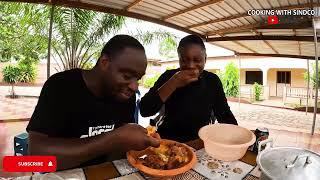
(138, 143), (190, 170)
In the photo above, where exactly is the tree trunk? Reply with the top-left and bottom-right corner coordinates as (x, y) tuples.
(11, 84), (16, 98)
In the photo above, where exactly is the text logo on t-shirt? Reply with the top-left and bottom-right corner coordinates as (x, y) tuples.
(80, 124), (114, 138)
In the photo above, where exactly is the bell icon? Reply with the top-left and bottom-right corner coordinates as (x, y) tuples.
(48, 161), (53, 167)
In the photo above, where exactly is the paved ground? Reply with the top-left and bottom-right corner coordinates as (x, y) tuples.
(229, 102), (320, 134)
(1, 86), (320, 134)
(1, 86), (320, 177)
(0, 96), (37, 120)
(0, 86), (40, 120)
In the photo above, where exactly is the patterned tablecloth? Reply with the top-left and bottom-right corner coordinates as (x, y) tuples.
(109, 148), (261, 180)
(15, 139), (261, 180)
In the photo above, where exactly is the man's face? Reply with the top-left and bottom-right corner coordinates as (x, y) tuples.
(100, 48), (147, 101)
(178, 44), (206, 73)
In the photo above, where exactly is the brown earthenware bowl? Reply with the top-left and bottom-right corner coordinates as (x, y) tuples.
(127, 139), (197, 177)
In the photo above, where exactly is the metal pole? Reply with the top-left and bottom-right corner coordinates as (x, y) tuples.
(238, 54), (241, 107)
(306, 59), (310, 115)
(312, 18), (319, 135)
(47, 5), (55, 79)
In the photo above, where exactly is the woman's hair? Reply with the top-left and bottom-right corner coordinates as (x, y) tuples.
(177, 34), (206, 54)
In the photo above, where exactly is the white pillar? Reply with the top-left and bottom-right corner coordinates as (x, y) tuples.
(262, 68), (269, 100)
(238, 55), (241, 107)
(306, 59), (310, 115)
(262, 68), (268, 86)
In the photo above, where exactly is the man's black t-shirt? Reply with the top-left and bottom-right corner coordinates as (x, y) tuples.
(27, 69), (135, 166)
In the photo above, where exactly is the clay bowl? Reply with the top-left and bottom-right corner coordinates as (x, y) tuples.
(127, 139), (197, 178)
(199, 124), (256, 161)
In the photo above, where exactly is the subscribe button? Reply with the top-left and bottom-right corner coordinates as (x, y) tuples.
(3, 156), (57, 172)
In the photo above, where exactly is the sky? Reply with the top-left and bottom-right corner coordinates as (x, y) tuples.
(118, 18), (234, 60)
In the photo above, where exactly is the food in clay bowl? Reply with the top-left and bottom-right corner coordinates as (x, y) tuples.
(127, 139), (197, 177)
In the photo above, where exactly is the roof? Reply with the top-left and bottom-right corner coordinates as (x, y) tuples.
(10, 0), (320, 59)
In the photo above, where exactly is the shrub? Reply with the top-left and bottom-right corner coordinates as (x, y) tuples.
(253, 82), (263, 101)
(143, 73), (161, 88)
(2, 65), (21, 84)
(17, 63), (37, 83)
(166, 65), (177, 70)
(220, 62), (239, 97)
(2, 65), (22, 98)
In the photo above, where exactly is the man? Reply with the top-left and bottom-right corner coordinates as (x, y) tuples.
(139, 35), (237, 142)
(27, 35), (160, 170)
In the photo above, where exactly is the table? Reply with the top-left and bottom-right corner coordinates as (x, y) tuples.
(83, 139), (258, 180)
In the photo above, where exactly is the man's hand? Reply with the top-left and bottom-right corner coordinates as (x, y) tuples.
(114, 124), (160, 152)
(28, 124), (159, 170)
(170, 69), (200, 89)
(146, 125), (161, 139)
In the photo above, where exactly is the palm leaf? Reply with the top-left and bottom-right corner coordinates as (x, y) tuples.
(134, 30), (178, 45)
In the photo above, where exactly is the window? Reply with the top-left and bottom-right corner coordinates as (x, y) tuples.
(277, 71), (291, 84)
(246, 71), (263, 84)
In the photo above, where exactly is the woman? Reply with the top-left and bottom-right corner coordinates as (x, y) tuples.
(139, 35), (237, 142)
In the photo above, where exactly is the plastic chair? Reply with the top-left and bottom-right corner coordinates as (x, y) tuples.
(149, 105), (165, 127)
(210, 110), (217, 124)
(14, 132), (28, 156)
(134, 90), (141, 124)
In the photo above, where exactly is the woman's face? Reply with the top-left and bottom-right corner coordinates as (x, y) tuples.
(178, 44), (206, 72)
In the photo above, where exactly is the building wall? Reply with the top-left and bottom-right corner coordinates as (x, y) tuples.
(240, 68), (262, 85)
(267, 68), (307, 97)
(162, 56), (309, 72)
(160, 56), (309, 98)
(205, 56), (309, 71)
(291, 69), (307, 87)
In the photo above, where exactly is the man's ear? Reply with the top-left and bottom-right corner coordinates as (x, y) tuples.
(99, 54), (110, 70)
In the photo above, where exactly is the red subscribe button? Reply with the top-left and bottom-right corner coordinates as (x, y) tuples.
(3, 156), (57, 172)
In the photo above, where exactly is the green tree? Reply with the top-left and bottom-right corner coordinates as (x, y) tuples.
(159, 37), (177, 59)
(220, 62), (239, 97)
(134, 30), (178, 59)
(0, 2), (49, 63)
(2, 65), (21, 98)
(304, 62), (320, 88)
(52, 7), (125, 71)
(0, 2), (49, 85)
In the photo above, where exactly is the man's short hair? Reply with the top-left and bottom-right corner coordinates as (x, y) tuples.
(177, 35), (206, 54)
(101, 35), (145, 58)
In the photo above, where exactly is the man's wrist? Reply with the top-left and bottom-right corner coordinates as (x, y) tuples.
(104, 130), (123, 152)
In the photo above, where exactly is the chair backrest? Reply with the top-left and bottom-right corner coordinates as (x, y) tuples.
(210, 110), (217, 124)
(134, 90), (141, 124)
(14, 132), (29, 156)
(149, 105), (165, 126)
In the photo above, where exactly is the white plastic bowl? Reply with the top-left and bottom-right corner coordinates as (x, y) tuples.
(198, 124), (256, 161)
